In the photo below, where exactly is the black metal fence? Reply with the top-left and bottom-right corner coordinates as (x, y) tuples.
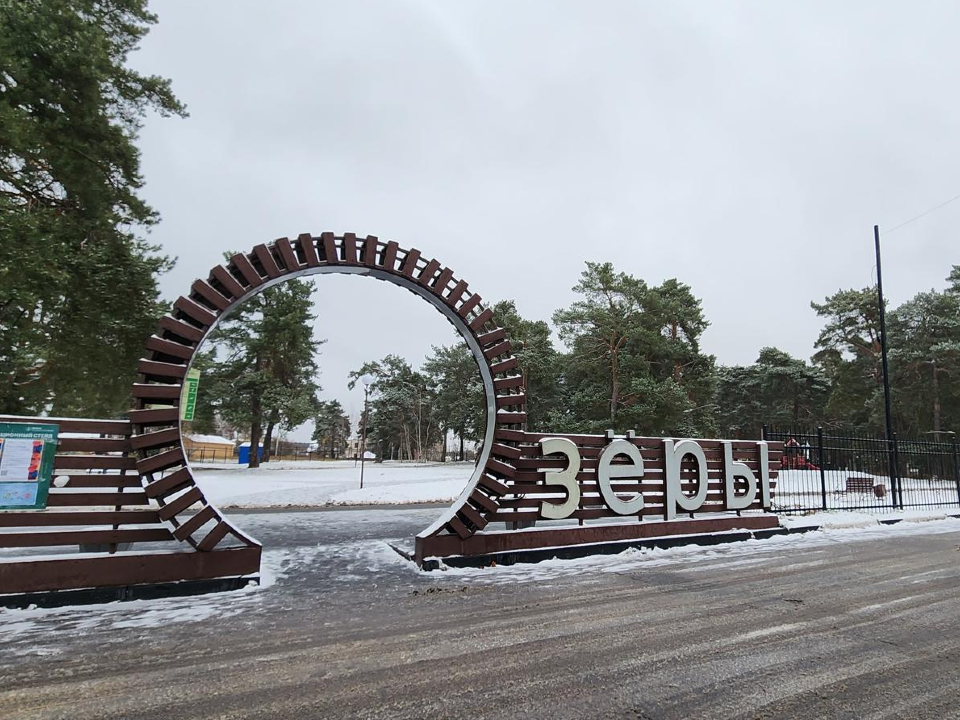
(763, 426), (960, 514)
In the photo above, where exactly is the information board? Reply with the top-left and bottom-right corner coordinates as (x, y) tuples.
(181, 368), (201, 421)
(0, 422), (59, 510)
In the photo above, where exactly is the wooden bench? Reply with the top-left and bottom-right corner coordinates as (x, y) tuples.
(845, 476), (875, 494)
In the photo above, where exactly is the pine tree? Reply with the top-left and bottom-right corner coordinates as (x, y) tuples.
(0, 0), (184, 416)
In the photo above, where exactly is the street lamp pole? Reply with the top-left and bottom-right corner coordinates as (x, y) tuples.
(359, 373), (375, 490)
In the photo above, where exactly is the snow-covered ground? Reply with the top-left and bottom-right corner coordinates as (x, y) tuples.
(192, 460), (474, 508)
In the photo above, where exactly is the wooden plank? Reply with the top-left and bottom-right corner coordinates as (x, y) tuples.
(362, 236), (379, 267)
(137, 448), (185, 475)
(50, 474), (142, 489)
(477, 328), (506, 347)
(496, 394), (525, 409)
(190, 279), (231, 312)
(210, 264), (247, 299)
(158, 487), (204, 521)
(297, 233), (320, 267)
(447, 516), (470, 539)
(433, 267), (454, 293)
(417, 259), (440, 286)
(0, 547), (261, 594)
(57, 437), (129, 453)
(490, 357), (519, 375)
(173, 297), (217, 328)
(459, 504), (487, 531)
(456, 293), (482, 318)
(145, 335), (194, 361)
(197, 521), (231, 552)
(53, 455), (137, 471)
(173, 505), (218, 541)
(341, 233), (359, 263)
(486, 458), (516, 479)
(496, 411), (527, 425)
(491, 442), (522, 461)
(230, 253), (265, 288)
(129, 427), (181, 451)
(131, 383), (182, 401)
(469, 308), (494, 331)
(144, 468), (193, 499)
(138, 359), (187, 380)
(483, 341), (512, 361)
(0, 510), (160, 527)
(399, 248), (421, 277)
(494, 428), (527, 443)
(274, 237), (301, 271)
(381, 241), (399, 271)
(0, 416), (131, 436)
(494, 376), (525, 392)
(479, 473), (509, 495)
(469, 490), (499, 514)
(0, 528), (173, 548)
(129, 407), (179, 427)
(46, 492), (149, 507)
(159, 315), (204, 344)
(252, 243), (282, 278)
(321, 232), (339, 263)
(445, 280), (468, 307)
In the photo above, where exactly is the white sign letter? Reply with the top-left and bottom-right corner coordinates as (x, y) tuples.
(538, 438), (581, 520)
(597, 439), (645, 516)
(758, 441), (772, 510)
(664, 439), (710, 520)
(722, 441), (758, 510)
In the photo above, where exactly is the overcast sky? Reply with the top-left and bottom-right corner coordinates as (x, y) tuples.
(132, 1), (959, 437)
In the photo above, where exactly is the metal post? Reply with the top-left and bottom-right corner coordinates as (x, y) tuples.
(952, 436), (960, 507)
(817, 426), (828, 510)
(893, 431), (904, 509)
(359, 385), (369, 490)
(875, 225), (899, 509)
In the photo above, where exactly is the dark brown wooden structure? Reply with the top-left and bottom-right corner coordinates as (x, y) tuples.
(1, 232), (783, 597)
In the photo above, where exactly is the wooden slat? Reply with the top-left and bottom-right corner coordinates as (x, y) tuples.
(483, 341), (512, 361)
(230, 253), (265, 288)
(456, 293), (481, 318)
(342, 233), (359, 263)
(470, 490), (499, 514)
(57, 437), (129, 453)
(494, 376), (525, 392)
(173, 505), (217, 541)
(0, 547), (261, 595)
(144, 468), (193, 499)
(486, 458), (516, 479)
(129, 407), (179, 427)
(53, 455), (137, 471)
(197, 521), (231, 552)
(253, 243), (282, 278)
(138, 359), (187, 381)
(129, 427), (181, 451)
(51, 474), (142, 489)
(0, 510), (160, 527)
(211, 264), (247, 299)
(491, 442), (522, 461)
(362, 236), (379, 267)
(274, 237), (301, 271)
(490, 357), (519, 375)
(131, 383), (182, 401)
(46, 492), (149, 507)
(459, 503), (487, 531)
(145, 335), (194, 361)
(321, 232), (339, 263)
(158, 487), (203, 521)
(446, 280), (468, 306)
(381, 240), (399, 270)
(137, 448), (185, 475)
(470, 308), (494, 331)
(447, 515), (470, 539)
(0, 528), (173, 548)
(496, 411), (527, 425)
(400, 248), (421, 277)
(433, 267), (454, 292)
(417, 259), (440, 286)
(298, 233), (320, 267)
(496, 393), (525, 409)
(173, 296), (217, 328)
(477, 328), (506, 347)
(159, 315), (204, 344)
(190, 279), (231, 312)
(479, 473), (509, 495)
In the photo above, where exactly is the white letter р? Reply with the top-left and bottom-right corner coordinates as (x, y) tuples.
(664, 439), (710, 520)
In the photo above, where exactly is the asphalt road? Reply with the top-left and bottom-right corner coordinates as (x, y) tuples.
(2, 509), (960, 719)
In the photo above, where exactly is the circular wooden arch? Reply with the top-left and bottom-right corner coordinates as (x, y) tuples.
(129, 233), (526, 553)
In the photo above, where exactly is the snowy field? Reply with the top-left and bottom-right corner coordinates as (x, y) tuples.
(192, 460), (474, 508)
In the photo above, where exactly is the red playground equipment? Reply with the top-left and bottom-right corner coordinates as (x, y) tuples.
(780, 437), (820, 470)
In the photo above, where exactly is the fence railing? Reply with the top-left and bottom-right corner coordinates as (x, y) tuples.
(763, 425), (960, 514)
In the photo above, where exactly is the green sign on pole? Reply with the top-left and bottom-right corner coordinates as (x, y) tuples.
(181, 368), (201, 422)
(0, 422), (59, 510)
